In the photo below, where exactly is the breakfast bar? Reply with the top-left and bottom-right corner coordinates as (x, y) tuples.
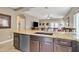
(13, 29), (79, 52)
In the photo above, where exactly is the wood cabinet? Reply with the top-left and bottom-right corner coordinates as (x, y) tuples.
(30, 36), (40, 52)
(30, 40), (40, 52)
(54, 39), (72, 52)
(72, 40), (79, 52)
(14, 33), (20, 50)
(30, 35), (53, 52)
(40, 38), (53, 52)
(14, 33), (75, 52)
(72, 41), (77, 52)
(54, 44), (72, 52)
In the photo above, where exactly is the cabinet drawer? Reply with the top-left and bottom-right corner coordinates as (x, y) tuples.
(30, 35), (42, 41)
(54, 44), (72, 52)
(54, 39), (72, 47)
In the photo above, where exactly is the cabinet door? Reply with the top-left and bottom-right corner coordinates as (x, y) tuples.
(40, 38), (53, 52)
(54, 39), (72, 52)
(30, 40), (40, 52)
(14, 33), (20, 50)
(75, 41), (79, 52)
(54, 44), (72, 52)
(72, 41), (77, 52)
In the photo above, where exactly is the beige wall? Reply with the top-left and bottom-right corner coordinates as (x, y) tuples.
(0, 7), (17, 42)
(16, 9), (39, 29)
(0, 7), (38, 42)
(25, 14), (39, 29)
(63, 7), (79, 28)
(16, 13), (40, 31)
(39, 18), (63, 23)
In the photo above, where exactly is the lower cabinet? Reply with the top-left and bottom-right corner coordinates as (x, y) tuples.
(14, 33), (20, 50)
(14, 33), (74, 52)
(30, 36), (73, 52)
(72, 41), (77, 52)
(40, 38), (53, 52)
(72, 41), (79, 52)
(30, 40), (40, 52)
(54, 39), (72, 52)
(40, 42), (53, 52)
(30, 35), (53, 52)
(54, 44), (72, 52)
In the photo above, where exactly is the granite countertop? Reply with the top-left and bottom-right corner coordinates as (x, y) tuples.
(13, 29), (79, 42)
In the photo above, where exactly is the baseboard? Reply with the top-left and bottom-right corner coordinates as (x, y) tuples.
(0, 39), (13, 44)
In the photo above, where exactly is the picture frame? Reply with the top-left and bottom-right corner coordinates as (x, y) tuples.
(0, 13), (11, 28)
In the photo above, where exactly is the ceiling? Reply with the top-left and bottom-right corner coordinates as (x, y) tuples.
(11, 7), (71, 19)
(10, 7), (23, 10)
(10, 7), (19, 9)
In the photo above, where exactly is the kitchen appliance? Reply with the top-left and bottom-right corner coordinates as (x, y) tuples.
(33, 22), (38, 27)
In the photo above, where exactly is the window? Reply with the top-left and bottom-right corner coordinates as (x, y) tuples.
(50, 23), (54, 28)
(55, 23), (59, 28)
(74, 12), (79, 34)
(50, 22), (63, 28)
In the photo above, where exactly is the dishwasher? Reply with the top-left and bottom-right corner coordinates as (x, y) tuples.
(20, 34), (30, 52)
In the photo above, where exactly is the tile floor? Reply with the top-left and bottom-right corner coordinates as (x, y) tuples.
(0, 41), (20, 52)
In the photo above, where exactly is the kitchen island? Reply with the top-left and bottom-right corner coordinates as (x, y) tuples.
(13, 29), (79, 52)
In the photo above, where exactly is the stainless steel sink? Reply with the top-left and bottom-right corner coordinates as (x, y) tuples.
(35, 32), (53, 35)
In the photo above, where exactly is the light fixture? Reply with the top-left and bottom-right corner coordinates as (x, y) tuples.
(47, 14), (53, 19)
